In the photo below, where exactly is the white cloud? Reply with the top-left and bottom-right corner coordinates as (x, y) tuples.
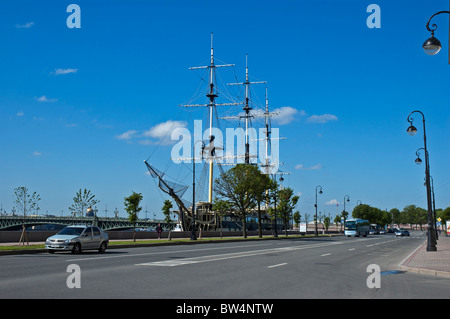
(33, 151), (42, 156)
(36, 96), (57, 102)
(15, 22), (34, 28)
(53, 68), (78, 75)
(294, 163), (322, 170)
(115, 130), (138, 140)
(272, 107), (305, 125)
(116, 120), (188, 146)
(325, 199), (339, 205)
(143, 120), (188, 139)
(307, 114), (338, 124)
(16, 111), (24, 116)
(142, 120), (188, 145)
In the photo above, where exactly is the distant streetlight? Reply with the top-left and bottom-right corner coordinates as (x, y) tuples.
(314, 186), (323, 236)
(406, 111), (436, 251)
(343, 195), (350, 215)
(422, 9), (450, 64)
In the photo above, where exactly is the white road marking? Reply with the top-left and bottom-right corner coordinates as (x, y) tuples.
(136, 240), (357, 267)
(268, 263), (287, 268)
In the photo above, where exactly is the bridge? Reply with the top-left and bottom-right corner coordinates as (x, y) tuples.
(0, 215), (176, 231)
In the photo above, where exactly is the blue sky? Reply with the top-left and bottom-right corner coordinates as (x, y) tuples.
(0, 0), (449, 220)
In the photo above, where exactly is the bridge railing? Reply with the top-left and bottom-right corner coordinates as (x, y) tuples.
(0, 215), (175, 231)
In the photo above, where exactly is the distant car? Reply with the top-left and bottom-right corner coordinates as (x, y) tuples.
(387, 228), (398, 234)
(395, 229), (410, 237)
(379, 229), (386, 235)
(45, 225), (109, 254)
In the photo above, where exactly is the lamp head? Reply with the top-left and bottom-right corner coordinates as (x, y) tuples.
(423, 34), (442, 55)
(407, 125), (417, 136)
(415, 157), (422, 165)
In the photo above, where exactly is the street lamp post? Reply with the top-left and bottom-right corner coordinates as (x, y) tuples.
(191, 140), (206, 240)
(422, 7), (450, 64)
(314, 186), (323, 236)
(407, 110), (436, 251)
(343, 195), (350, 216)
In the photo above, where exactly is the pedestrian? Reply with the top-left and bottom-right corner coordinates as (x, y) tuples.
(156, 223), (162, 239)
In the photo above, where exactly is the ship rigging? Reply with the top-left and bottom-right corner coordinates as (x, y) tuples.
(144, 33), (288, 232)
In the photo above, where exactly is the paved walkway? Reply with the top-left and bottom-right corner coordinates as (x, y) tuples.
(399, 234), (450, 278)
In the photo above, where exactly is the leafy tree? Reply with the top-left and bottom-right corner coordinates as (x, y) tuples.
(390, 208), (401, 226)
(323, 216), (331, 233)
(276, 187), (299, 236)
(69, 188), (99, 217)
(438, 207), (450, 225)
(401, 205), (427, 229)
(212, 199), (231, 238)
(252, 173), (275, 238)
(293, 211), (301, 229)
(214, 164), (268, 238)
(124, 191), (143, 242)
(341, 210), (349, 223)
(162, 199), (173, 226)
(334, 215), (343, 232)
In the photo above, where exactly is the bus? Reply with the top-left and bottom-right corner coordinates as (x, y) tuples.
(344, 218), (370, 237)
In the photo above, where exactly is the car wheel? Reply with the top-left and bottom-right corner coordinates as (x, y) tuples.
(72, 243), (81, 254)
(48, 250), (55, 254)
(98, 242), (107, 253)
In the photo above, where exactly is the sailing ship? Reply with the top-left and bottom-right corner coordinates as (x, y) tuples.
(144, 33), (287, 232)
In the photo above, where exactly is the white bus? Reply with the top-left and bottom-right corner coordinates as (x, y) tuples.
(345, 218), (370, 237)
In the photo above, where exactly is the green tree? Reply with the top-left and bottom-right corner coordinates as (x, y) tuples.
(293, 211), (301, 229)
(390, 208), (401, 226)
(162, 199), (173, 226)
(438, 207), (450, 225)
(334, 215), (343, 232)
(276, 187), (299, 236)
(214, 164), (268, 238)
(323, 216), (331, 233)
(401, 205), (427, 229)
(252, 174), (275, 238)
(124, 191), (143, 242)
(69, 188), (99, 217)
(212, 199), (231, 238)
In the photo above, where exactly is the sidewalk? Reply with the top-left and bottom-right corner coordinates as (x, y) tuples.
(399, 234), (450, 278)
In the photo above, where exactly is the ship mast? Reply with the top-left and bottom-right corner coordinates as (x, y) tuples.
(225, 55), (266, 164)
(181, 33), (237, 203)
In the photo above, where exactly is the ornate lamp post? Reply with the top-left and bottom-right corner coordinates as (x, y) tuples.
(422, 8), (450, 64)
(314, 186), (323, 236)
(407, 111), (436, 251)
(191, 140), (206, 240)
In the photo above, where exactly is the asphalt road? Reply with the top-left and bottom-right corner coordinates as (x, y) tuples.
(1, 231), (450, 299)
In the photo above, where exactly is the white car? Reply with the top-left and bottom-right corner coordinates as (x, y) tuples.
(45, 225), (109, 254)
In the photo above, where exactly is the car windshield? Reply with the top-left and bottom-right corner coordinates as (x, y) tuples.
(58, 227), (85, 235)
